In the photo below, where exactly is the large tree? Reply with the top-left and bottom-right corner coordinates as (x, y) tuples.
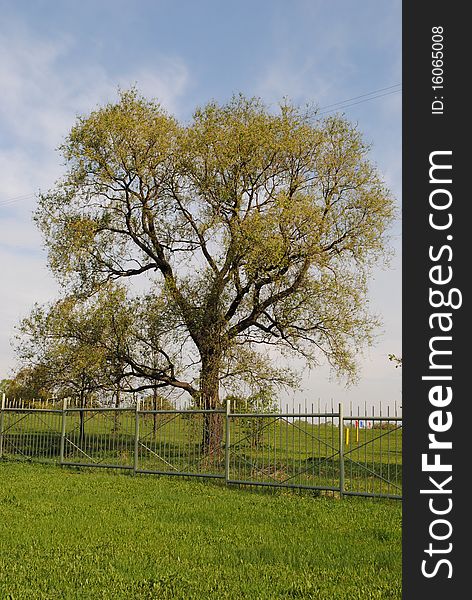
(35, 91), (394, 453)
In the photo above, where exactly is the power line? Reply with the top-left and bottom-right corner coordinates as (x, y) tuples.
(317, 84), (401, 111)
(0, 84), (402, 206)
(318, 89), (401, 116)
(0, 193), (35, 207)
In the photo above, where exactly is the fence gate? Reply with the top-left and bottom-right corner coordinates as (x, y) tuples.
(342, 413), (402, 499)
(0, 398), (62, 463)
(226, 408), (342, 492)
(61, 404), (135, 470)
(135, 408), (226, 479)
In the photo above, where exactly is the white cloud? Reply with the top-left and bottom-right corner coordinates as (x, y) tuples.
(256, 39), (353, 108)
(0, 24), (190, 376)
(0, 29), (189, 147)
(0, 246), (59, 376)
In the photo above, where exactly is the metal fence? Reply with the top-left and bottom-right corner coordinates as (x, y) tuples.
(0, 395), (402, 499)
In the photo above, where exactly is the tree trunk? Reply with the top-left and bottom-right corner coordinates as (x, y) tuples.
(202, 412), (224, 460)
(200, 353), (223, 459)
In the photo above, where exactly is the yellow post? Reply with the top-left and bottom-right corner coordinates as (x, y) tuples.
(345, 427), (349, 446)
(356, 425), (359, 443)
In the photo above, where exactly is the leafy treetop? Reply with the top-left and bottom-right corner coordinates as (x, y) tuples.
(34, 90), (394, 408)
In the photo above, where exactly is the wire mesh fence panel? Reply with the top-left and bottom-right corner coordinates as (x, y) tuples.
(62, 407), (135, 469)
(227, 409), (342, 492)
(342, 409), (402, 499)
(0, 398), (62, 463)
(136, 409), (226, 478)
(0, 397), (402, 498)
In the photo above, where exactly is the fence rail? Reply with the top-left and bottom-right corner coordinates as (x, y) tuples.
(0, 395), (402, 499)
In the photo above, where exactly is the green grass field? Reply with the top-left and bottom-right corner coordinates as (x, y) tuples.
(0, 462), (401, 599)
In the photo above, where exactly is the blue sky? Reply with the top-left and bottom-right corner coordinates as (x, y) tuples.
(0, 0), (401, 409)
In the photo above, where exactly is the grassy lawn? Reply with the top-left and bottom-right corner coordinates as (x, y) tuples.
(0, 462), (401, 599)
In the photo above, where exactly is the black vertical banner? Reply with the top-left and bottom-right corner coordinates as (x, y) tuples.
(403, 3), (467, 598)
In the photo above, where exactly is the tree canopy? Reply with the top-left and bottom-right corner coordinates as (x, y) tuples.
(31, 90), (393, 421)
(15, 286), (132, 404)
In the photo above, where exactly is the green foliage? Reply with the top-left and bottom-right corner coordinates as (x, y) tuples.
(141, 393), (175, 411)
(15, 284), (133, 404)
(0, 462), (401, 599)
(30, 89), (395, 407)
(226, 388), (278, 413)
(0, 366), (51, 402)
(388, 354), (402, 368)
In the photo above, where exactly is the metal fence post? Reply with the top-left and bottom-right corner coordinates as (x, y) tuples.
(134, 397), (140, 474)
(0, 393), (5, 459)
(225, 398), (231, 485)
(60, 397), (67, 465)
(339, 402), (344, 498)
